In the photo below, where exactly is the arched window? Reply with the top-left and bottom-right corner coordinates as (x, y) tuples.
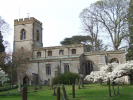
(72, 49), (76, 54)
(46, 64), (51, 75)
(48, 51), (52, 56)
(84, 61), (93, 75)
(37, 52), (41, 57)
(36, 30), (39, 41)
(20, 29), (26, 40)
(64, 63), (69, 72)
(109, 58), (119, 63)
(59, 50), (64, 55)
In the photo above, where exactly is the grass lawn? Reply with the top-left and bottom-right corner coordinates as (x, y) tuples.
(0, 83), (133, 100)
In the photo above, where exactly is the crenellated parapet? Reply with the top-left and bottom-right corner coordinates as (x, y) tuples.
(14, 17), (42, 27)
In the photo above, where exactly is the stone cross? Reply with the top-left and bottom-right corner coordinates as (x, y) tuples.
(62, 84), (68, 100)
(53, 87), (56, 96)
(18, 81), (22, 92)
(57, 87), (60, 100)
(72, 84), (75, 98)
(22, 87), (27, 100)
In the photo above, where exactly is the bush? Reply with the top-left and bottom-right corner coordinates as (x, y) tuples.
(52, 72), (80, 84)
(0, 85), (18, 92)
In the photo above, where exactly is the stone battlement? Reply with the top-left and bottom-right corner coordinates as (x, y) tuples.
(14, 17), (42, 26)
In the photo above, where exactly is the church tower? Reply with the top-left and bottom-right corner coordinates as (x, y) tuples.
(13, 17), (43, 52)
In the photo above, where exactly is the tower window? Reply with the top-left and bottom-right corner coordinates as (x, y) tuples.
(36, 30), (39, 41)
(72, 49), (76, 54)
(46, 64), (51, 75)
(59, 50), (64, 55)
(37, 52), (41, 57)
(48, 51), (52, 56)
(20, 29), (26, 40)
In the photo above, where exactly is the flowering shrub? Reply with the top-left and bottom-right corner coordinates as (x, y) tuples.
(0, 68), (8, 85)
(85, 60), (133, 83)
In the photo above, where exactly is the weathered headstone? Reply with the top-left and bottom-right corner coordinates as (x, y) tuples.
(78, 79), (80, 89)
(18, 81), (22, 92)
(60, 92), (64, 100)
(33, 82), (38, 90)
(81, 77), (84, 87)
(44, 80), (47, 86)
(75, 78), (78, 85)
(53, 87), (57, 96)
(57, 87), (60, 100)
(48, 79), (50, 86)
(39, 80), (42, 89)
(62, 84), (68, 100)
(0, 81), (2, 87)
(51, 82), (53, 89)
(72, 84), (75, 98)
(22, 87), (27, 100)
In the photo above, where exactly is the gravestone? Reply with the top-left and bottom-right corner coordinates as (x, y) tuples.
(33, 82), (38, 90)
(81, 77), (84, 87)
(62, 84), (68, 100)
(44, 80), (47, 86)
(75, 78), (78, 85)
(22, 87), (27, 100)
(48, 79), (50, 86)
(78, 79), (80, 89)
(60, 92), (64, 100)
(57, 87), (60, 100)
(18, 81), (22, 92)
(39, 80), (42, 89)
(72, 84), (75, 98)
(51, 82), (53, 89)
(53, 87), (57, 96)
(0, 81), (2, 87)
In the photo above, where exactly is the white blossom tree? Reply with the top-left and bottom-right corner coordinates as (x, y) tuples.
(0, 68), (8, 85)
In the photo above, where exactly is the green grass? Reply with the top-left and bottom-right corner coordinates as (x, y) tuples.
(0, 83), (133, 100)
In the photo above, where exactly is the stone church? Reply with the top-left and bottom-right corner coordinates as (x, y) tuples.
(13, 17), (126, 85)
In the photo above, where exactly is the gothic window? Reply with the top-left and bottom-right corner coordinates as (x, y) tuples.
(36, 30), (39, 41)
(48, 51), (52, 56)
(46, 64), (51, 75)
(64, 64), (69, 72)
(109, 58), (119, 63)
(72, 49), (76, 54)
(85, 61), (93, 75)
(20, 29), (26, 40)
(37, 52), (41, 57)
(59, 50), (64, 55)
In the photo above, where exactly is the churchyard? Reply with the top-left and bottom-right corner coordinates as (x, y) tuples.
(0, 82), (133, 100)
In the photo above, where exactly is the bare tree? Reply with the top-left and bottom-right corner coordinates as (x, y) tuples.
(0, 16), (10, 35)
(80, 0), (130, 50)
(7, 48), (32, 85)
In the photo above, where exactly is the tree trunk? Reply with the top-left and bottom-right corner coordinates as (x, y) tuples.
(117, 81), (119, 94)
(111, 82), (115, 95)
(108, 79), (111, 98)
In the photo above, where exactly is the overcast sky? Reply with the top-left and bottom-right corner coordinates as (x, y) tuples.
(0, 0), (99, 52)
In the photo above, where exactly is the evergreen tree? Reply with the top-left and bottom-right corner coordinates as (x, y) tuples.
(0, 31), (5, 52)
